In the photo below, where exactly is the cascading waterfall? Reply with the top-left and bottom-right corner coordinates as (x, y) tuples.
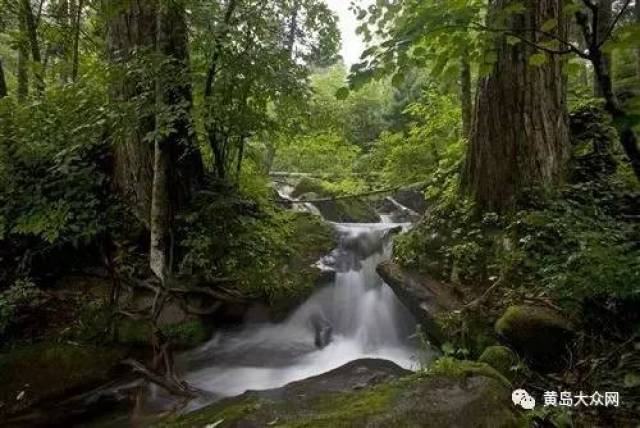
(176, 219), (425, 406)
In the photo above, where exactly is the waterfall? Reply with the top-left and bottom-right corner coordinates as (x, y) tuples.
(177, 220), (425, 405)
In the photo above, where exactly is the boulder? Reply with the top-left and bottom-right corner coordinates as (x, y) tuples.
(495, 305), (575, 372)
(478, 346), (520, 381)
(158, 358), (520, 428)
(376, 261), (462, 346)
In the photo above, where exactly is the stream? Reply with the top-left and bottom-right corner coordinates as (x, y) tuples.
(170, 219), (423, 410)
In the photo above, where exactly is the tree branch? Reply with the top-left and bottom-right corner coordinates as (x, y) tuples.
(598, 0), (631, 48)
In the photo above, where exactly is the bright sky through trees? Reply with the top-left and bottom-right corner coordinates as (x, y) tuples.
(325, 0), (370, 66)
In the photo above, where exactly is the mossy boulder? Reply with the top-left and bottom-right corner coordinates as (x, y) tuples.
(479, 346), (520, 380)
(495, 305), (575, 372)
(157, 358), (520, 428)
(266, 212), (337, 317)
(0, 343), (125, 419)
(292, 178), (380, 223)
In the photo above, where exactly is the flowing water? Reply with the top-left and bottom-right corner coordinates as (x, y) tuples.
(169, 219), (424, 409)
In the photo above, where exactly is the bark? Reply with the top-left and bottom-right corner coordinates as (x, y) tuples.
(636, 0), (640, 80)
(463, 0), (570, 212)
(71, 0), (83, 81)
(593, 0), (612, 96)
(0, 59), (7, 99)
(287, 1), (300, 58)
(106, 0), (202, 223)
(17, 15), (29, 101)
(460, 48), (473, 138)
(21, 0), (44, 94)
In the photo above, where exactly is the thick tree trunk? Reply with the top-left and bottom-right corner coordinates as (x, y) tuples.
(460, 48), (472, 138)
(463, 0), (569, 212)
(0, 59), (7, 99)
(593, 0), (612, 97)
(106, 0), (202, 224)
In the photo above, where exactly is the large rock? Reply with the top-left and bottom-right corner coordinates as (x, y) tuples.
(495, 305), (575, 372)
(376, 261), (462, 346)
(158, 358), (520, 427)
(478, 346), (520, 381)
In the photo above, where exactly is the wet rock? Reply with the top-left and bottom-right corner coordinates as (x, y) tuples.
(392, 185), (427, 214)
(478, 346), (520, 381)
(157, 358), (520, 428)
(376, 261), (462, 346)
(495, 305), (575, 372)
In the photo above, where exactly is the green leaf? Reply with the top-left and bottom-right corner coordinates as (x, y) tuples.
(528, 53), (547, 67)
(335, 87), (350, 100)
(540, 18), (558, 32)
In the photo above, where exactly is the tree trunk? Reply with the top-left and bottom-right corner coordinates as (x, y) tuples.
(460, 48), (472, 138)
(593, 0), (612, 97)
(71, 0), (83, 81)
(463, 0), (569, 212)
(17, 16), (29, 101)
(635, 0), (640, 80)
(150, 6), (171, 282)
(592, 48), (640, 179)
(287, 1), (300, 58)
(0, 59), (7, 99)
(106, 0), (202, 224)
(576, 7), (640, 181)
(21, 0), (44, 94)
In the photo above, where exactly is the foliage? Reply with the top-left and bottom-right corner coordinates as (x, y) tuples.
(362, 87), (464, 187)
(0, 84), (121, 284)
(273, 132), (361, 175)
(0, 279), (44, 337)
(178, 190), (334, 309)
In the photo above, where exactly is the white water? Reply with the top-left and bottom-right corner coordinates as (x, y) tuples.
(175, 220), (425, 405)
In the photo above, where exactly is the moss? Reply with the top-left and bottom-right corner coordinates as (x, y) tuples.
(291, 178), (331, 199)
(427, 357), (512, 389)
(478, 346), (519, 380)
(0, 343), (125, 417)
(495, 305), (575, 371)
(266, 212), (336, 317)
(157, 378), (411, 428)
(495, 305), (573, 337)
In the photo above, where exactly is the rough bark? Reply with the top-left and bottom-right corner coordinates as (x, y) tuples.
(106, 0), (202, 223)
(593, 0), (612, 96)
(460, 48), (473, 138)
(463, 0), (569, 212)
(0, 59), (7, 99)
